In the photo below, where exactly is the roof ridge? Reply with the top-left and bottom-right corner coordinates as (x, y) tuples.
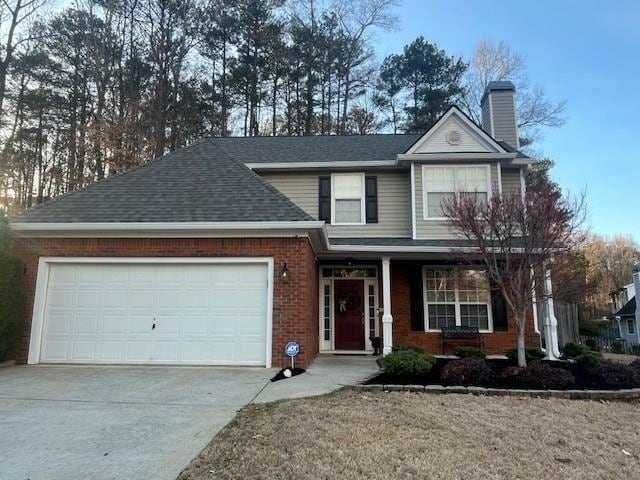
(204, 133), (421, 140)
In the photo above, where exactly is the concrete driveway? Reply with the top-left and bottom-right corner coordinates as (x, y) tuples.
(0, 365), (273, 480)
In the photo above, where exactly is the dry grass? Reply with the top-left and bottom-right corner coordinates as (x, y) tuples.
(178, 390), (640, 480)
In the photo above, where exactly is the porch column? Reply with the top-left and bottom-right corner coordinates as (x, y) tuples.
(542, 265), (561, 360)
(381, 256), (393, 356)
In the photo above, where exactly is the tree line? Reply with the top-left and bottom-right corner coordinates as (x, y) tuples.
(0, 0), (565, 213)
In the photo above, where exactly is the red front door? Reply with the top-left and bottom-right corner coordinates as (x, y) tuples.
(334, 279), (365, 350)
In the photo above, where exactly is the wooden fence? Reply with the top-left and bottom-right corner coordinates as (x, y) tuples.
(554, 301), (581, 348)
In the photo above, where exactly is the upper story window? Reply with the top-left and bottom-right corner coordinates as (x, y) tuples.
(422, 165), (491, 220)
(332, 173), (365, 224)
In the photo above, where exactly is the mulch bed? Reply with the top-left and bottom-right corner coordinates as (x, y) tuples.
(365, 357), (637, 390)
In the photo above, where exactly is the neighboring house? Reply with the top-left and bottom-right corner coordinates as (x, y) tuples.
(10, 81), (557, 369)
(609, 265), (640, 345)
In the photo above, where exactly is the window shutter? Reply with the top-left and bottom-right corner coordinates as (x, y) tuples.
(491, 279), (508, 331)
(318, 176), (331, 223)
(365, 176), (378, 223)
(409, 265), (424, 331)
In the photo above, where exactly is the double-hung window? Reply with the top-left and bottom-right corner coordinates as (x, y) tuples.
(423, 267), (493, 332)
(332, 173), (365, 224)
(422, 165), (490, 219)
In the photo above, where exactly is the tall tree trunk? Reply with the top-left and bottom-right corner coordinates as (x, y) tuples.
(516, 312), (527, 367)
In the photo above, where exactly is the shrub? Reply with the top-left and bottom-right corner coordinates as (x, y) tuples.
(382, 349), (435, 377)
(585, 362), (640, 389)
(0, 220), (26, 362)
(630, 359), (640, 372)
(575, 350), (604, 366)
(584, 338), (599, 352)
(454, 346), (486, 359)
(392, 344), (425, 354)
(501, 362), (574, 390)
(505, 347), (545, 363)
(631, 345), (640, 356)
(562, 342), (590, 358)
(440, 358), (495, 387)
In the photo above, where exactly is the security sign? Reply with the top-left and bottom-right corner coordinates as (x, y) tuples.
(284, 341), (300, 357)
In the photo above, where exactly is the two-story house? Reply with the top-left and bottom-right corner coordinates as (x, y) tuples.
(609, 264), (640, 346)
(11, 81), (557, 368)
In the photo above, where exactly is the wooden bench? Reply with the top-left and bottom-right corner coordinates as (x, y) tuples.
(441, 326), (484, 355)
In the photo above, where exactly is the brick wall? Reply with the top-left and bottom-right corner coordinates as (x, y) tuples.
(390, 261), (540, 355)
(15, 237), (319, 368)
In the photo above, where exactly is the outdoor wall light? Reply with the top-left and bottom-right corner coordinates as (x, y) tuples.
(281, 262), (289, 282)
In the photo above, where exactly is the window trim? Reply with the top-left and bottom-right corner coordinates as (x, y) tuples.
(331, 172), (366, 225)
(422, 266), (494, 333)
(627, 318), (636, 336)
(421, 164), (492, 221)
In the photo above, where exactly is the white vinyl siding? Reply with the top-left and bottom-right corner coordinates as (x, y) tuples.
(501, 168), (523, 198)
(261, 172), (411, 238)
(412, 114), (497, 153)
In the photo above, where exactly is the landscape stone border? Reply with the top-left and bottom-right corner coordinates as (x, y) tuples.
(348, 384), (640, 401)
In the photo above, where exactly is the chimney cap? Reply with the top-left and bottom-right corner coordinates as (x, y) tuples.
(481, 80), (516, 103)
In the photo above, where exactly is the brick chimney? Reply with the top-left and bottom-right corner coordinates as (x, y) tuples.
(481, 81), (519, 149)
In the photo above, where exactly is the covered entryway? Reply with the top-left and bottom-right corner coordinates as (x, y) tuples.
(28, 258), (273, 366)
(319, 265), (379, 353)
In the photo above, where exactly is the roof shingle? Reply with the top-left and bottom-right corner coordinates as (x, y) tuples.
(13, 141), (314, 223)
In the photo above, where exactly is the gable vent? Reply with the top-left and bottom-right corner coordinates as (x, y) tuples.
(445, 130), (462, 145)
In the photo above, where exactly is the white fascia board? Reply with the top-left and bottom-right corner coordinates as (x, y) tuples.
(11, 221), (326, 237)
(327, 243), (527, 254)
(510, 158), (535, 166)
(246, 160), (399, 170)
(398, 152), (516, 163)
(327, 244), (478, 253)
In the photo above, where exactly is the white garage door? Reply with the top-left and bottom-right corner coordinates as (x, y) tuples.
(37, 261), (270, 366)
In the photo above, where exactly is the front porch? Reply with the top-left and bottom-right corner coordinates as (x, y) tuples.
(316, 257), (560, 359)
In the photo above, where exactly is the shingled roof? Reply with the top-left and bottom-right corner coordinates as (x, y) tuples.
(207, 134), (421, 163)
(614, 297), (637, 318)
(12, 140), (314, 223)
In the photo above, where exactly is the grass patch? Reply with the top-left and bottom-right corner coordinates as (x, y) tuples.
(178, 389), (640, 480)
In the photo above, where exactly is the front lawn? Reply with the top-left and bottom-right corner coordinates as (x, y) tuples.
(178, 390), (640, 480)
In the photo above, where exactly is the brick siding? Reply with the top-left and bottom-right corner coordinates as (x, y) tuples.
(14, 237), (319, 368)
(389, 261), (540, 355)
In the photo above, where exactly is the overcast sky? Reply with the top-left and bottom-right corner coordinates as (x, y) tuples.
(378, 0), (639, 242)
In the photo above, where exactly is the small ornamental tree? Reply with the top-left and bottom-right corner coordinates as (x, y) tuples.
(0, 217), (26, 361)
(442, 181), (585, 367)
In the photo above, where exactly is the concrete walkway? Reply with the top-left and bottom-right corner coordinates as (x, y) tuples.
(0, 355), (378, 480)
(254, 354), (380, 403)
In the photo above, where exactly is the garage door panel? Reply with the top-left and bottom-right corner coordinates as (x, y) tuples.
(130, 290), (155, 308)
(74, 314), (99, 334)
(39, 261), (270, 366)
(181, 342), (207, 362)
(99, 341), (124, 360)
(71, 341), (97, 361)
(46, 313), (72, 334)
(153, 341), (179, 361)
(42, 340), (70, 361)
(125, 341), (152, 361)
